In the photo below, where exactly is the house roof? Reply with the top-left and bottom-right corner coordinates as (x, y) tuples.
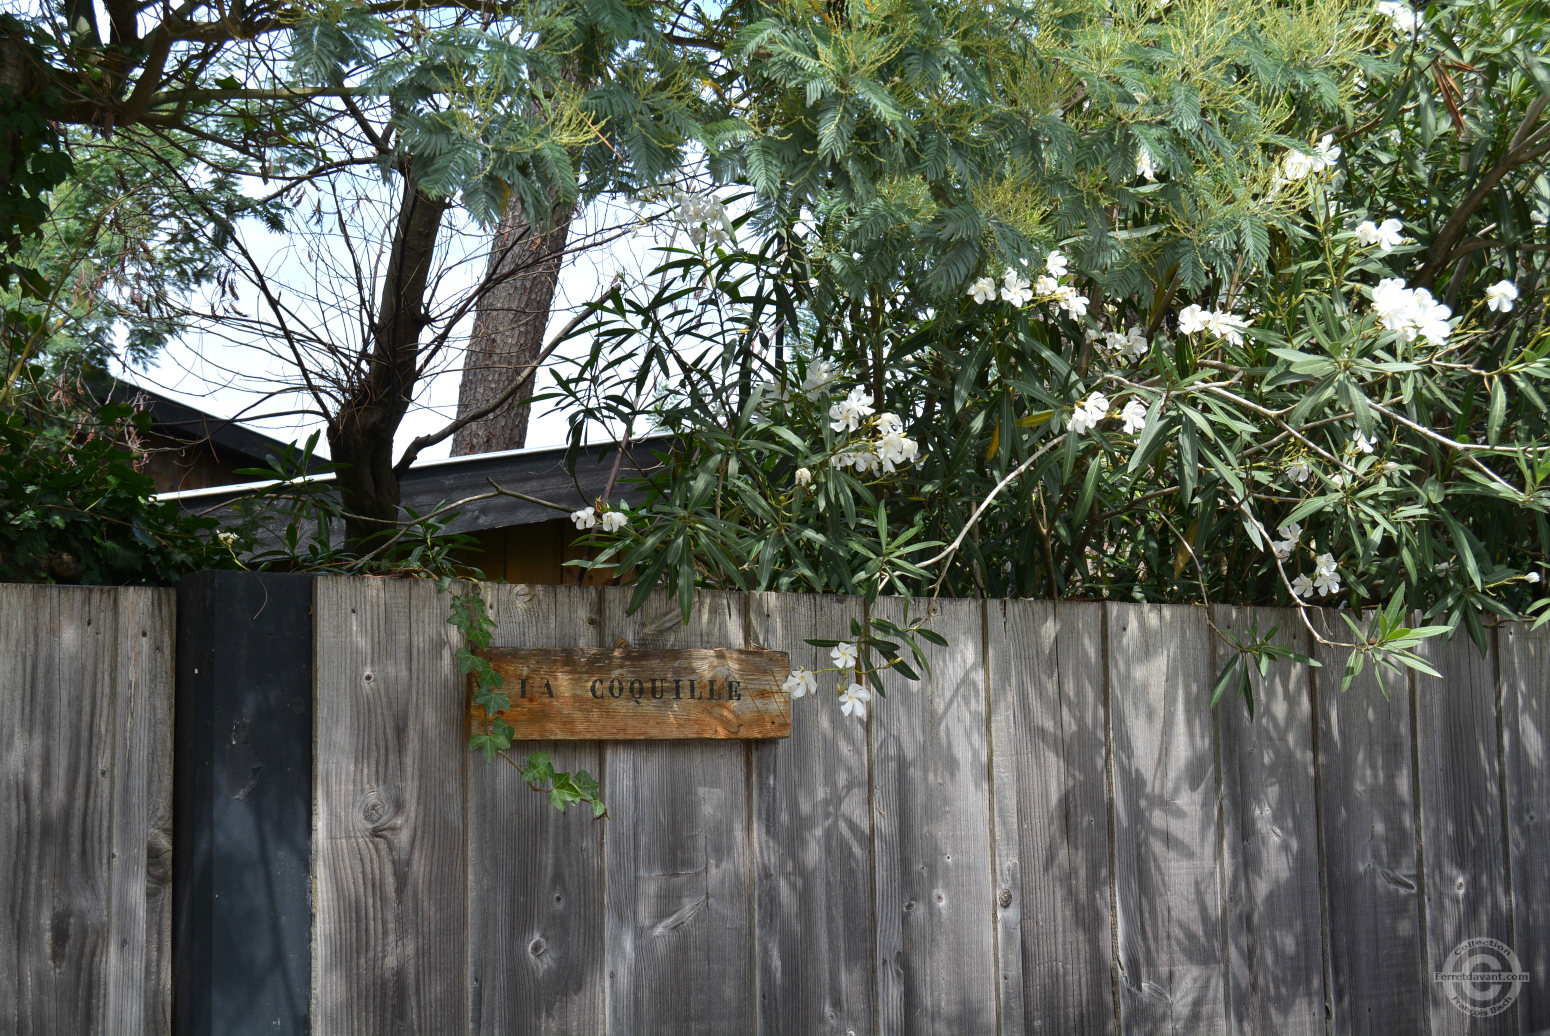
(98, 377), (309, 469)
(159, 437), (662, 534)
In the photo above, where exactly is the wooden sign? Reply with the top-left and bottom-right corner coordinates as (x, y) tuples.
(472, 646), (792, 740)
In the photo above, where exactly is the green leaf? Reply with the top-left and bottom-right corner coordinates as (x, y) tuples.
(1340, 649), (1366, 693)
(1210, 656), (1241, 707)
(1487, 378), (1508, 445)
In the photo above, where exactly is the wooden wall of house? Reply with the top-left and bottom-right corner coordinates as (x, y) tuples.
(460, 519), (619, 586)
(135, 431), (259, 494)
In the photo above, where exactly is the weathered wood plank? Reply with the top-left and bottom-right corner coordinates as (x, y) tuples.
(0, 586), (173, 1035)
(477, 645), (790, 739)
(0, 587), (28, 1034)
(107, 587), (175, 1036)
(1213, 606), (1324, 1036)
(312, 577), (469, 1033)
(1313, 613), (1426, 1035)
(1414, 629), (1516, 1035)
(987, 599), (1116, 1035)
(1500, 621), (1550, 1034)
(872, 596), (998, 1035)
(1107, 603), (1227, 1035)
(468, 583), (607, 1035)
(2, 587), (112, 1035)
(749, 591), (875, 1036)
(600, 588), (756, 1035)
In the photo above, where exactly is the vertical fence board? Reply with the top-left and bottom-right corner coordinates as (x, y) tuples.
(872, 596), (997, 1035)
(1214, 606), (1324, 1036)
(749, 591), (874, 1036)
(1414, 630), (1516, 1035)
(469, 583), (606, 1035)
(987, 599), (1115, 1035)
(0, 588), (31, 1034)
(0, 586), (172, 1035)
(313, 577), (468, 1033)
(600, 588), (755, 1036)
(4, 586), (112, 1035)
(1314, 616), (1426, 1035)
(107, 588), (175, 1036)
(1500, 622), (1549, 1033)
(1107, 603), (1227, 1034)
(173, 573), (316, 1035)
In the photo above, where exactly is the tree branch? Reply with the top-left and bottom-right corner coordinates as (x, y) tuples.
(1416, 116), (1550, 288)
(392, 290), (606, 474)
(145, 84), (365, 107)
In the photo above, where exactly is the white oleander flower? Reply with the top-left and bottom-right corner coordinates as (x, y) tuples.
(1119, 399), (1148, 434)
(1203, 309), (1251, 346)
(846, 450), (882, 476)
(1136, 144), (1158, 182)
(783, 667), (818, 698)
(1045, 250), (1070, 278)
(1376, 0), (1424, 36)
(1283, 150), (1318, 181)
(831, 641), (859, 669)
(1314, 567), (1342, 597)
(968, 276), (998, 304)
(570, 508), (598, 530)
(1271, 521), (1303, 559)
(1122, 326), (1150, 363)
(600, 509), (629, 533)
(677, 192), (730, 246)
(1356, 217), (1405, 251)
(1001, 269), (1034, 307)
(1177, 304), (1209, 335)
(802, 358), (841, 399)
(1292, 573), (1314, 599)
(1371, 278), (1453, 344)
(1313, 134), (1342, 170)
(1485, 280), (1519, 313)
(1286, 460), (1311, 483)
(1056, 285), (1090, 318)
(1069, 391), (1111, 435)
(829, 386), (876, 433)
(876, 430), (919, 473)
(794, 467), (812, 487)
(838, 681), (872, 718)
(1413, 290), (1454, 344)
(1353, 430), (1377, 455)
(1527, 571), (1542, 584)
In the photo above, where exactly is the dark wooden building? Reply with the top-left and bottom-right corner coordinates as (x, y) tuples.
(101, 379), (308, 494)
(161, 439), (655, 584)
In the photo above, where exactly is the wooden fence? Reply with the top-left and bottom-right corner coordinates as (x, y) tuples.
(2, 577), (1547, 1034)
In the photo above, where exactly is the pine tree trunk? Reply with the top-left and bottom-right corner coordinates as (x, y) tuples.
(451, 195), (573, 456)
